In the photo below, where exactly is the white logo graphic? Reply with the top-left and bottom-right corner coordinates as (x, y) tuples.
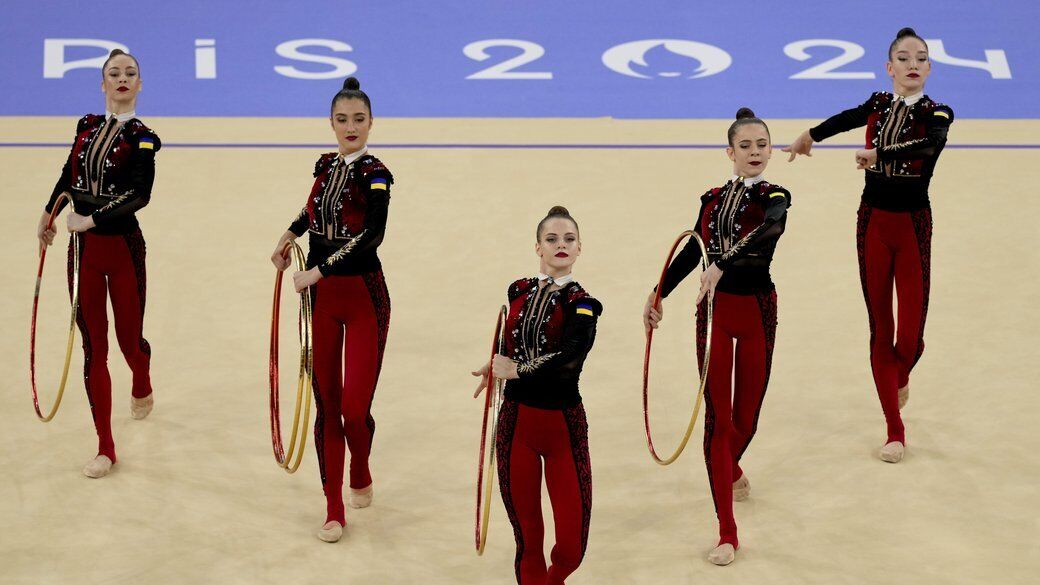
(602, 39), (731, 79)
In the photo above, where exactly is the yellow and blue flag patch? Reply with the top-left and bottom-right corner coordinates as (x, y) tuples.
(139, 136), (155, 150)
(370, 177), (388, 190)
(576, 303), (595, 317)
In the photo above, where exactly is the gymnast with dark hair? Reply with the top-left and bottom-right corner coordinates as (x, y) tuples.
(784, 28), (954, 464)
(644, 108), (792, 566)
(271, 76), (395, 542)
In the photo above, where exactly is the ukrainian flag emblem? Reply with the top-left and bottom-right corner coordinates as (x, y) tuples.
(934, 110), (950, 119)
(371, 177), (388, 190)
(576, 303), (594, 317)
(139, 136), (155, 150)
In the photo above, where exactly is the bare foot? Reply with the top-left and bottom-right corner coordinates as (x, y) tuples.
(733, 474), (750, 502)
(349, 484), (373, 509)
(879, 441), (905, 463)
(83, 455), (113, 478)
(898, 385), (909, 410)
(317, 521), (343, 543)
(708, 543), (736, 566)
(130, 394), (154, 420)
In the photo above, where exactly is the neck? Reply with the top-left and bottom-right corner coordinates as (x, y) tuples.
(539, 264), (572, 280)
(733, 169), (763, 180)
(892, 83), (921, 98)
(105, 99), (136, 116)
(339, 144), (367, 157)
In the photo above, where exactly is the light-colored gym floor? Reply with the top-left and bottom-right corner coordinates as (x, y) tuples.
(1, 117), (1036, 584)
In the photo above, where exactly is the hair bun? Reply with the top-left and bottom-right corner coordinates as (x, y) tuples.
(108, 49), (126, 58)
(896, 27), (918, 38)
(343, 77), (361, 91)
(547, 205), (570, 216)
(735, 107), (756, 120)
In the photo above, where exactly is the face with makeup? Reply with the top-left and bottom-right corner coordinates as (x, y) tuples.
(887, 37), (931, 96)
(536, 218), (581, 276)
(101, 54), (141, 112)
(330, 98), (371, 155)
(726, 123), (772, 178)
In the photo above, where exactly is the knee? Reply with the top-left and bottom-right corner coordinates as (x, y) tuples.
(341, 408), (371, 429)
(551, 543), (584, 572)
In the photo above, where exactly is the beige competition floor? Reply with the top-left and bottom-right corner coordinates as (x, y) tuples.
(1, 117), (1037, 584)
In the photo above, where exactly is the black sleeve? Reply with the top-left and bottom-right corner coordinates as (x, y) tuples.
(876, 105), (954, 162)
(516, 298), (602, 379)
(288, 207), (309, 236)
(809, 95), (874, 142)
(715, 190), (790, 270)
(318, 171), (392, 276)
(92, 132), (160, 227)
(657, 196), (709, 299)
(45, 119), (83, 215)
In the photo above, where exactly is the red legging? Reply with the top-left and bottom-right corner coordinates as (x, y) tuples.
(697, 290), (777, 549)
(856, 204), (932, 446)
(69, 230), (152, 462)
(311, 272), (390, 526)
(496, 401), (592, 585)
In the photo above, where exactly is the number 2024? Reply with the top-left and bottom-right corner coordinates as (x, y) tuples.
(462, 38), (1012, 80)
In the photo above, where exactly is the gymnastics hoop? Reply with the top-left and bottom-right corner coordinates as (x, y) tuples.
(269, 240), (314, 474)
(642, 230), (714, 465)
(29, 193), (80, 423)
(475, 305), (507, 554)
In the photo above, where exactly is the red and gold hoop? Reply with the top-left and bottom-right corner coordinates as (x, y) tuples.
(29, 193), (80, 422)
(642, 230), (714, 465)
(269, 240), (314, 474)
(475, 305), (507, 554)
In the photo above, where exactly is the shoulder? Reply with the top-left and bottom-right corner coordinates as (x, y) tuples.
(125, 120), (161, 151)
(76, 114), (104, 133)
(920, 97), (954, 123)
(357, 155), (394, 184)
(313, 152), (338, 177)
(867, 91), (893, 109)
(508, 278), (537, 300)
(700, 186), (725, 202)
(755, 181), (792, 205)
(564, 283), (603, 317)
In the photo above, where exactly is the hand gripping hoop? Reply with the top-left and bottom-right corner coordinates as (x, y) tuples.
(269, 240), (315, 474)
(29, 193), (80, 422)
(475, 305), (507, 554)
(642, 230), (714, 465)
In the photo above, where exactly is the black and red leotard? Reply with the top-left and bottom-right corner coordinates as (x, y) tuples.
(810, 92), (953, 445)
(45, 112), (160, 463)
(287, 148), (394, 526)
(496, 277), (601, 585)
(659, 176), (791, 549)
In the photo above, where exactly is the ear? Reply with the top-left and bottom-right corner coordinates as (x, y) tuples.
(726, 146), (736, 162)
(329, 116), (335, 131)
(534, 240), (542, 257)
(885, 60), (895, 78)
